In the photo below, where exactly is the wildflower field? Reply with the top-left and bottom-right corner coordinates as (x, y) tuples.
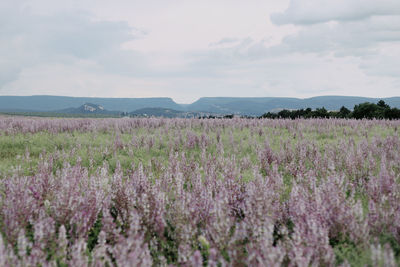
(0, 116), (400, 266)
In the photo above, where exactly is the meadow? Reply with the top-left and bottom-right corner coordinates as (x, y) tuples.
(0, 116), (399, 266)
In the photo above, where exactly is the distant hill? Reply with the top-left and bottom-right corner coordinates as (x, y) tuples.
(185, 96), (400, 116)
(56, 103), (121, 115)
(1, 95), (400, 116)
(130, 107), (204, 118)
(0, 95), (181, 112)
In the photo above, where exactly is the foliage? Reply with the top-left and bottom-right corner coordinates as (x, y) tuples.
(260, 100), (400, 120)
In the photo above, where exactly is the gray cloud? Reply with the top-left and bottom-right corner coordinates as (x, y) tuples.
(209, 37), (241, 47)
(275, 16), (400, 57)
(178, 7), (400, 97)
(266, 1), (400, 80)
(359, 43), (400, 77)
(267, 0), (400, 57)
(200, 2), (400, 61)
(0, 1), (146, 89)
(271, 0), (400, 25)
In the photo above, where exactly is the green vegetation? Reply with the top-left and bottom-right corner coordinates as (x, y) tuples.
(260, 100), (400, 120)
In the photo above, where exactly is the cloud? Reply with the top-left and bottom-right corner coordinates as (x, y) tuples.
(171, 49), (400, 100)
(264, 0), (400, 80)
(274, 16), (400, 56)
(1, 0), (399, 102)
(359, 42), (400, 77)
(0, 1), (145, 89)
(0, 61), (168, 98)
(209, 38), (241, 47)
(268, 0), (400, 56)
(175, 6), (400, 100)
(271, 0), (400, 25)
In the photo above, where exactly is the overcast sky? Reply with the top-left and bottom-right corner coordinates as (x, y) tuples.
(1, 0), (400, 103)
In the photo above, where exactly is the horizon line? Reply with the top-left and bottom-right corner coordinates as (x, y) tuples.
(0, 94), (399, 105)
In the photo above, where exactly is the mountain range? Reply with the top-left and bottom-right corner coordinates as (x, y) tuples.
(1, 95), (400, 116)
(0, 95), (180, 112)
(57, 103), (121, 115)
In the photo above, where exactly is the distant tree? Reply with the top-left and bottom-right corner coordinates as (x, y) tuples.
(278, 110), (291, 118)
(338, 106), (351, 118)
(260, 112), (278, 119)
(259, 100), (399, 120)
(303, 108), (313, 118)
(352, 102), (379, 119)
(314, 107), (329, 118)
(384, 107), (400, 120)
(224, 114), (234, 119)
(377, 100), (390, 109)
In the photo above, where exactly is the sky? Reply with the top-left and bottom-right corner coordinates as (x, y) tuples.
(1, 0), (400, 103)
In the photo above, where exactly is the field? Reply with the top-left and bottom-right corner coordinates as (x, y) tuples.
(0, 116), (400, 266)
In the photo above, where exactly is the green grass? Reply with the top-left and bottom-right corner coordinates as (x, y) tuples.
(0, 124), (396, 178)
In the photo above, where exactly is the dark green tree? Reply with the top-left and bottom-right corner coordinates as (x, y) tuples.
(314, 107), (329, 118)
(353, 102), (379, 119)
(377, 100), (390, 109)
(338, 106), (351, 118)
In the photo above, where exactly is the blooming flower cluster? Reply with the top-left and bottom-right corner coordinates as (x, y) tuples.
(0, 117), (399, 266)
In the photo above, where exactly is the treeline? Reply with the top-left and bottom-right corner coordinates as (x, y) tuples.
(260, 100), (400, 120)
